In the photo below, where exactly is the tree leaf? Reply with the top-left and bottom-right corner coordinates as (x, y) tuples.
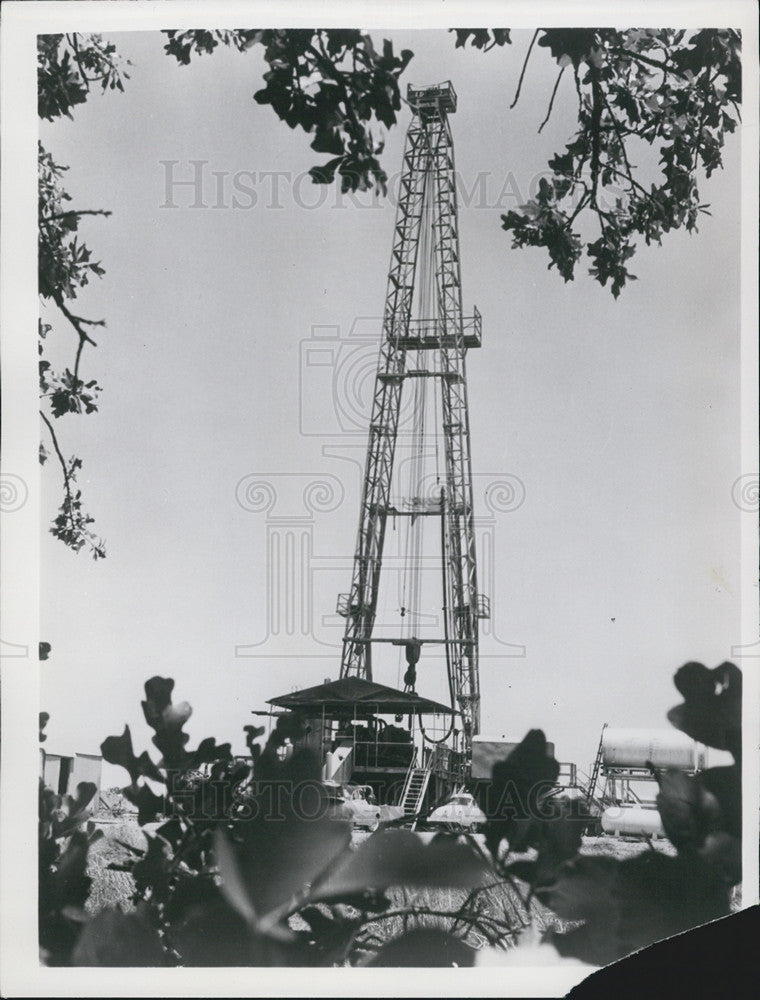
(476, 728), (560, 858)
(142, 676), (175, 725)
(123, 782), (165, 826)
(213, 827), (258, 924)
(654, 768), (720, 851)
(101, 726), (140, 781)
(535, 855), (619, 923)
(698, 765), (741, 839)
(311, 830), (488, 901)
(542, 850), (731, 964)
(667, 661), (741, 758)
(218, 798), (351, 920)
(170, 894), (296, 965)
(538, 29), (600, 68)
(72, 904), (170, 966)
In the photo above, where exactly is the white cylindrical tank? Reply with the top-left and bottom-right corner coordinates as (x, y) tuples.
(601, 728), (705, 770)
(601, 806), (664, 838)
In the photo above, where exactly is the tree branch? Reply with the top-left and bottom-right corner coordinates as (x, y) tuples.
(572, 64), (583, 111)
(40, 410), (75, 532)
(53, 298), (103, 342)
(598, 86), (637, 190)
(589, 67), (603, 213)
(67, 32), (112, 86)
(568, 188), (591, 226)
(538, 66), (567, 133)
(67, 34), (90, 92)
(51, 296), (104, 377)
(42, 209), (113, 221)
(604, 164), (650, 199)
(510, 30), (539, 109)
(609, 46), (688, 79)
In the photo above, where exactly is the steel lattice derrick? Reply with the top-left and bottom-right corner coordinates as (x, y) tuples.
(428, 115), (480, 739)
(339, 121), (431, 680)
(338, 81), (481, 740)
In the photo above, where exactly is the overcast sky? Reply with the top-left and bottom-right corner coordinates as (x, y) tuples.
(38, 28), (742, 783)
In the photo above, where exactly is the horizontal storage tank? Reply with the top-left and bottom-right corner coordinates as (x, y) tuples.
(471, 735), (555, 781)
(602, 806), (664, 838)
(602, 728), (705, 771)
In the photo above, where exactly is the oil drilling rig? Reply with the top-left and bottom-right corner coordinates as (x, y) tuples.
(337, 80), (486, 732)
(269, 81), (490, 813)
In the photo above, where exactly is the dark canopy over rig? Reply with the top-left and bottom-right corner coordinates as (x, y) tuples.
(267, 677), (456, 718)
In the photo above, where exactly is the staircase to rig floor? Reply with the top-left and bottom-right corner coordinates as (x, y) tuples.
(399, 756), (433, 829)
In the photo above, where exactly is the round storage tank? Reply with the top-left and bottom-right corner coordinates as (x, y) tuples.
(601, 806), (664, 838)
(601, 728), (705, 770)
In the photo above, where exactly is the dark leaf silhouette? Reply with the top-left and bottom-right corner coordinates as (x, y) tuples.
(538, 29), (601, 68)
(507, 795), (591, 888)
(101, 726), (140, 780)
(543, 851), (730, 964)
(653, 764), (742, 884)
(367, 927), (476, 967)
(477, 728), (560, 859)
(295, 905), (365, 965)
(72, 905), (169, 966)
(667, 661), (741, 759)
(453, 30), (511, 52)
(48, 658), (745, 967)
(142, 675), (175, 725)
(132, 835), (172, 903)
(123, 782), (165, 826)
(699, 765), (741, 839)
(169, 894), (297, 966)
(215, 783), (351, 921)
(615, 852), (730, 957)
(311, 830), (488, 902)
(536, 855), (620, 924)
(654, 768), (721, 851)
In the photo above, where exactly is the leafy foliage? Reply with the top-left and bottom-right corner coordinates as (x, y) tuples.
(162, 27), (740, 297)
(88, 676), (492, 965)
(164, 29), (412, 194)
(453, 30), (512, 52)
(519, 660), (741, 965)
(38, 33), (128, 122)
(40, 660), (742, 966)
(540, 850), (730, 966)
(37, 28), (741, 553)
(48, 456), (106, 558)
(39, 770), (102, 965)
(667, 660), (742, 760)
(38, 146), (107, 302)
(38, 34), (127, 558)
(498, 28), (741, 296)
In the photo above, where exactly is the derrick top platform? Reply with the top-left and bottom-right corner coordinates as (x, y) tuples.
(407, 81), (457, 116)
